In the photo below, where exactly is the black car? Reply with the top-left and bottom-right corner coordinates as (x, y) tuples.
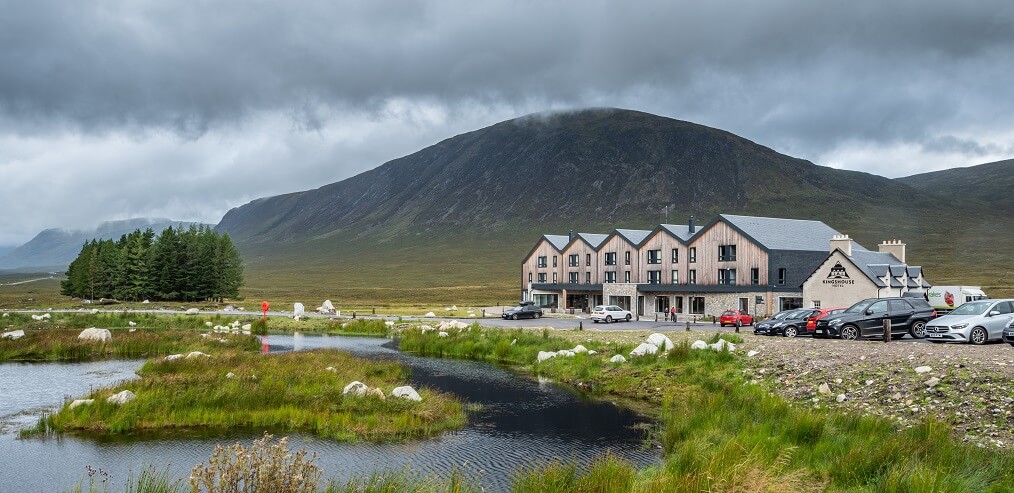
(816, 297), (935, 340)
(774, 309), (820, 338)
(754, 309), (805, 336)
(502, 301), (543, 320)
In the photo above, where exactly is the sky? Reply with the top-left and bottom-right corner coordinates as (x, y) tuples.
(2, 1), (1013, 246)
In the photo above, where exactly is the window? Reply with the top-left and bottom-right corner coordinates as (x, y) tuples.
(568, 254), (579, 267)
(718, 268), (737, 285)
(552, 256), (557, 268)
(671, 248), (678, 263)
(537, 256), (547, 268)
(552, 272), (557, 284)
(869, 300), (889, 313)
(585, 271), (591, 284)
(689, 247), (697, 263)
(586, 253), (591, 266)
(718, 244), (737, 261)
(889, 299), (909, 311)
(624, 251), (631, 265)
(528, 273), (532, 282)
(739, 298), (749, 312)
(624, 270), (630, 283)
(751, 268), (759, 285)
(647, 249), (661, 264)
(671, 270), (679, 283)
(995, 301), (1013, 314)
(647, 270), (661, 284)
(604, 271), (616, 283)
(688, 269), (697, 284)
(605, 252), (617, 266)
(778, 268), (787, 285)
(537, 273), (547, 283)
(812, 300), (821, 308)
(690, 296), (706, 315)
(569, 272), (579, 283)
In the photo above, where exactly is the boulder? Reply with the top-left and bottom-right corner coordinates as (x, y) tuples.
(385, 321), (395, 326)
(557, 350), (576, 357)
(2, 330), (25, 340)
(443, 320), (469, 330)
(572, 345), (589, 353)
(368, 387), (386, 400)
(914, 366), (932, 374)
(747, 350), (759, 357)
(926, 377), (941, 388)
(107, 390), (137, 405)
(537, 351), (557, 363)
(588, 350), (597, 355)
(324, 366), (336, 372)
(317, 300), (336, 314)
(204, 321), (213, 327)
(185, 308), (200, 315)
(610, 354), (627, 363)
(241, 324), (252, 331)
(164, 354), (183, 361)
(630, 342), (659, 357)
(185, 351), (210, 359)
(78, 328), (112, 343)
(293, 303), (305, 316)
(646, 333), (674, 351)
(710, 339), (736, 352)
(342, 381), (369, 396)
(836, 393), (847, 403)
(223, 305), (236, 311)
(818, 383), (832, 394)
(128, 321), (137, 327)
(391, 386), (422, 401)
(690, 340), (709, 350)
(226, 372), (235, 379)
(89, 309), (99, 314)
(438, 331), (449, 337)
(424, 312), (436, 317)
(69, 399), (94, 409)
(142, 300), (150, 304)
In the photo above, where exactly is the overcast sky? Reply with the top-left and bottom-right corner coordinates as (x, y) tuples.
(2, 1), (1013, 246)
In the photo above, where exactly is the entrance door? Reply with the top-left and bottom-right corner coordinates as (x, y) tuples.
(672, 296), (684, 314)
(655, 296), (670, 314)
(637, 296), (644, 316)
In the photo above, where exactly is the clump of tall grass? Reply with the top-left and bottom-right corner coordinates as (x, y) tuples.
(328, 318), (391, 337)
(0, 328), (259, 362)
(67, 466), (183, 493)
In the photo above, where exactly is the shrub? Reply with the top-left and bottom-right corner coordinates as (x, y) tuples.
(189, 433), (321, 493)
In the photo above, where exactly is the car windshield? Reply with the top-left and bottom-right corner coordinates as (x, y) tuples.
(511, 305), (525, 310)
(593, 305), (606, 311)
(722, 311), (736, 316)
(771, 311), (793, 320)
(845, 299), (876, 313)
(949, 301), (992, 316)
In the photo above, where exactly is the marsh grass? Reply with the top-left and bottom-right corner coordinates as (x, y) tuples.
(41, 349), (466, 441)
(67, 466), (183, 493)
(0, 328), (259, 361)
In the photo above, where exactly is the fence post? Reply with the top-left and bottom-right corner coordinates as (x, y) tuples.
(579, 321), (583, 331)
(883, 318), (892, 342)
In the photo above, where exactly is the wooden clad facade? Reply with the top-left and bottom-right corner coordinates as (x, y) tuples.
(521, 237), (564, 288)
(597, 233), (640, 284)
(686, 220), (769, 287)
(561, 237), (600, 285)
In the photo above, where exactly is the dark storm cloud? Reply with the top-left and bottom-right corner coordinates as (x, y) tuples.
(2, 1), (1013, 244)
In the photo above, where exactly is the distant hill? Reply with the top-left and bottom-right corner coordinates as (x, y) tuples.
(0, 218), (210, 270)
(898, 159), (1014, 214)
(207, 109), (1011, 301)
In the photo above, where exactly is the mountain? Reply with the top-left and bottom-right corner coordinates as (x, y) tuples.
(0, 218), (210, 270)
(216, 108), (1014, 302)
(898, 159), (1014, 214)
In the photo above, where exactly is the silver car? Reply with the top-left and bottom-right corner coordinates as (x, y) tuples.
(924, 299), (1014, 344)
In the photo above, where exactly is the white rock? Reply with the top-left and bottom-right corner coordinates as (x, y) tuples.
(318, 300), (336, 314)
(646, 333), (674, 351)
(128, 321), (137, 327)
(836, 393), (847, 403)
(1, 313), (8, 317)
(78, 328), (112, 342)
(128, 328), (137, 333)
(424, 312), (436, 317)
(185, 351), (210, 359)
(204, 321), (213, 327)
(710, 339), (736, 352)
(226, 372), (235, 379)
(324, 367), (336, 372)
(610, 354), (627, 363)
(420, 325), (433, 331)
(447, 320), (469, 329)
(342, 381), (369, 396)
(241, 324), (251, 331)
(865, 379), (874, 386)
(468, 313), (476, 317)
(537, 351), (557, 363)
(747, 350), (759, 357)
(69, 399), (94, 409)
(926, 377), (941, 388)
(385, 321), (395, 326)
(164, 354), (183, 361)
(588, 350), (597, 355)
(511, 338), (517, 345)
(914, 366), (932, 374)
(391, 386), (422, 401)
(107, 390), (136, 405)
(368, 387), (386, 400)
(231, 321), (241, 328)
(557, 350), (576, 357)
(89, 309), (99, 315)
(242, 330), (250, 335)
(818, 383), (832, 394)
(142, 299), (150, 304)
(2, 329), (25, 340)
(572, 345), (589, 353)
(438, 331), (449, 337)
(184, 308), (199, 314)
(630, 342), (659, 357)
(691, 340), (709, 350)
(293, 303), (305, 316)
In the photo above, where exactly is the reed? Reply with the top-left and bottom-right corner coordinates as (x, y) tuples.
(0, 328), (259, 361)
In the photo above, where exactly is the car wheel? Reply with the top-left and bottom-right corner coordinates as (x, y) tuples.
(625, 314), (631, 322)
(840, 324), (860, 341)
(909, 320), (926, 339)
(969, 326), (988, 345)
(606, 315), (613, 323)
(784, 326), (798, 338)
(719, 323), (726, 327)
(511, 314), (518, 321)
(1009, 342), (1014, 347)
(534, 312), (541, 319)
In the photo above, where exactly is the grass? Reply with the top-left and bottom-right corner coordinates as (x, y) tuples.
(0, 327), (259, 361)
(36, 349), (466, 441)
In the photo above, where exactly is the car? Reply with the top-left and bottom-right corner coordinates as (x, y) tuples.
(502, 301), (543, 320)
(924, 299), (1014, 344)
(775, 309), (824, 337)
(805, 307), (847, 335)
(719, 309), (753, 327)
(590, 305), (632, 323)
(817, 297), (936, 340)
(754, 309), (804, 336)
(1004, 319), (1014, 347)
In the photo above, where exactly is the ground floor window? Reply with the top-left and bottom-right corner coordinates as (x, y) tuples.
(673, 296), (683, 314)
(609, 296), (631, 311)
(780, 297), (803, 310)
(812, 300), (821, 308)
(566, 294), (590, 311)
(655, 296), (670, 313)
(534, 294), (558, 308)
(739, 297), (749, 312)
(690, 296), (705, 315)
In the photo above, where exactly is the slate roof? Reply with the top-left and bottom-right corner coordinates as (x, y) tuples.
(576, 233), (609, 248)
(839, 250), (929, 289)
(720, 214), (849, 252)
(659, 224), (694, 242)
(545, 235), (570, 251)
(615, 228), (652, 245)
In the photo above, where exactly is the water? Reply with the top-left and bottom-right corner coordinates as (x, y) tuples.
(0, 334), (659, 492)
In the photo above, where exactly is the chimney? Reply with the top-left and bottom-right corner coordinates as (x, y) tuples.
(569, 230), (575, 242)
(878, 239), (906, 263)
(829, 234), (853, 256)
(689, 215), (696, 234)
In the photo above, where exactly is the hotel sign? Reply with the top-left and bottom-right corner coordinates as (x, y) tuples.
(822, 261), (855, 287)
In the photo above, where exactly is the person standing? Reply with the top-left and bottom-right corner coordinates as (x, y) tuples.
(670, 305), (677, 322)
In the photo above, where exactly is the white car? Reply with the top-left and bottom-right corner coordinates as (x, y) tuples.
(590, 305), (632, 323)
(924, 299), (1014, 344)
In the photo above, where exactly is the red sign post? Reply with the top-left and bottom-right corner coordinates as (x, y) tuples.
(261, 301), (270, 320)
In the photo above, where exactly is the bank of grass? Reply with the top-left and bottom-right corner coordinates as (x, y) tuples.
(397, 325), (1014, 491)
(0, 328), (259, 361)
(38, 349), (466, 442)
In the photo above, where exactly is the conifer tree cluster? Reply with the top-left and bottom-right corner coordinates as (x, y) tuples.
(60, 225), (244, 302)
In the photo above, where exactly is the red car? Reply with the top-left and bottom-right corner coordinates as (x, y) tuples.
(806, 307), (847, 333)
(719, 309), (753, 327)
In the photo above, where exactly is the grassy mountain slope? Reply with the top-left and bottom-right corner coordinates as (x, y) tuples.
(898, 159), (1014, 214)
(217, 109), (1014, 305)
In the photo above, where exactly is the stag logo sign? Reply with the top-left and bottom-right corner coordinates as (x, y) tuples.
(823, 262), (855, 287)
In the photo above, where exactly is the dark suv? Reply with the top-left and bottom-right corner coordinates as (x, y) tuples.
(816, 297), (935, 340)
(502, 301), (543, 320)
